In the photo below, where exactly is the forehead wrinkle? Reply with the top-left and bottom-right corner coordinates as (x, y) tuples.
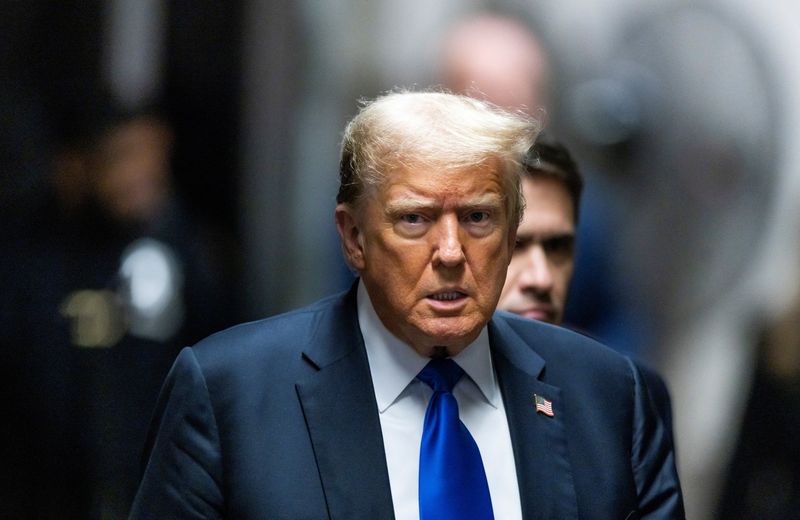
(385, 196), (436, 213)
(459, 192), (504, 209)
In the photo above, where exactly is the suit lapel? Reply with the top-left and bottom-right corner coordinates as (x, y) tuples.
(295, 284), (395, 520)
(489, 317), (579, 519)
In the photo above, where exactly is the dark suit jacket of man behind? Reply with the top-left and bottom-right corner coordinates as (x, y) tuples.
(130, 282), (683, 519)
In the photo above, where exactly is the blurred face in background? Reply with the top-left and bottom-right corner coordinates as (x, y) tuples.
(497, 175), (576, 324)
(440, 14), (551, 113)
(91, 116), (172, 224)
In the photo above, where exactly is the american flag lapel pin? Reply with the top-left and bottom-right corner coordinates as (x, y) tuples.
(534, 394), (555, 417)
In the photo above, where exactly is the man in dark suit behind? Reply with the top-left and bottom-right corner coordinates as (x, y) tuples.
(130, 91), (683, 519)
(497, 135), (676, 440)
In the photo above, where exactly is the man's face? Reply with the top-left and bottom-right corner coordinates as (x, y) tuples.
(336, 163), (515, 357)
(497, 175), (576, 324)
(92, 117), (171, 224)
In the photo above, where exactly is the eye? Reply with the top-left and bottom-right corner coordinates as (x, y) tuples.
(460, 210), (494, 238)
(394, 212), (430, 238)
(400, 214), (423, 224)
(514, 236), (533, 251)
(543, 236), (575, 256)
(463, 211), (491, 224)
(461, 211), (492, 226)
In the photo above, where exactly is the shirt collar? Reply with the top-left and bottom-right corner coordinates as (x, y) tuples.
(357, 280), (500, 413)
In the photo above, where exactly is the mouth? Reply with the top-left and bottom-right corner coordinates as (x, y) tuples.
(426, 290), (469, 312)
(428, 291), (467, 302)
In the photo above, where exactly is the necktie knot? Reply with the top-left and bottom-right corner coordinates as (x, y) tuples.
(417, 358), (464, 394)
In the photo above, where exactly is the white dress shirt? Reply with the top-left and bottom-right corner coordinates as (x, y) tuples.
(357, 282), (523, 520)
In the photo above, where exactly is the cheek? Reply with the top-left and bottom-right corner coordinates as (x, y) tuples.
(380, 244), (428, 272)
(367, 241), (429, 287)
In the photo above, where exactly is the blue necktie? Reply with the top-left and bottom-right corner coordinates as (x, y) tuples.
(417, 358), (494, 520)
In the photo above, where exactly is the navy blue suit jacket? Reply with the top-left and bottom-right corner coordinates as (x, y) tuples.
(131, 284), (684, 519)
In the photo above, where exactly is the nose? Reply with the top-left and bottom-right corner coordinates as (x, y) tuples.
(433, 215), (465, 267)
(519, 245), (553, 292)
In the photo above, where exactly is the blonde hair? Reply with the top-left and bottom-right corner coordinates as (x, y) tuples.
(337, 90), (540, 225)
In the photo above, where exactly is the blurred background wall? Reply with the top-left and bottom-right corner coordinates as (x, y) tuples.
(3, 0), (800, 518)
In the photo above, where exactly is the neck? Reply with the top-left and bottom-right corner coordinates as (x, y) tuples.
(430, 346), (449, 359)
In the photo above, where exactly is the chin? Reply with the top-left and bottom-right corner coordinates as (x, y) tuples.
(419, 318), (483, 348)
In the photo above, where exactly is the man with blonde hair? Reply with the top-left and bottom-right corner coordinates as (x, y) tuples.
(131, 91), (682, 519)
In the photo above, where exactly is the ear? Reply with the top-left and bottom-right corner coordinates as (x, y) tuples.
(335, 203), (366, 271)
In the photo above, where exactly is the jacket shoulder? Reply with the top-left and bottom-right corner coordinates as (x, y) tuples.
(493, 310), (629, 369)
(189, 289), (350, 370)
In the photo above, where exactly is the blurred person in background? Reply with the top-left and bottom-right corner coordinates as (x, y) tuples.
(718, 290), (800, 518)
(496, 136), (580, 326)
(439, 11), (552, 114)
(0, 91), (236, 519)
(497, 136), (676, 439)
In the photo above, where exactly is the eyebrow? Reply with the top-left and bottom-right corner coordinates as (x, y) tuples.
(385, 193), (504, 214)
